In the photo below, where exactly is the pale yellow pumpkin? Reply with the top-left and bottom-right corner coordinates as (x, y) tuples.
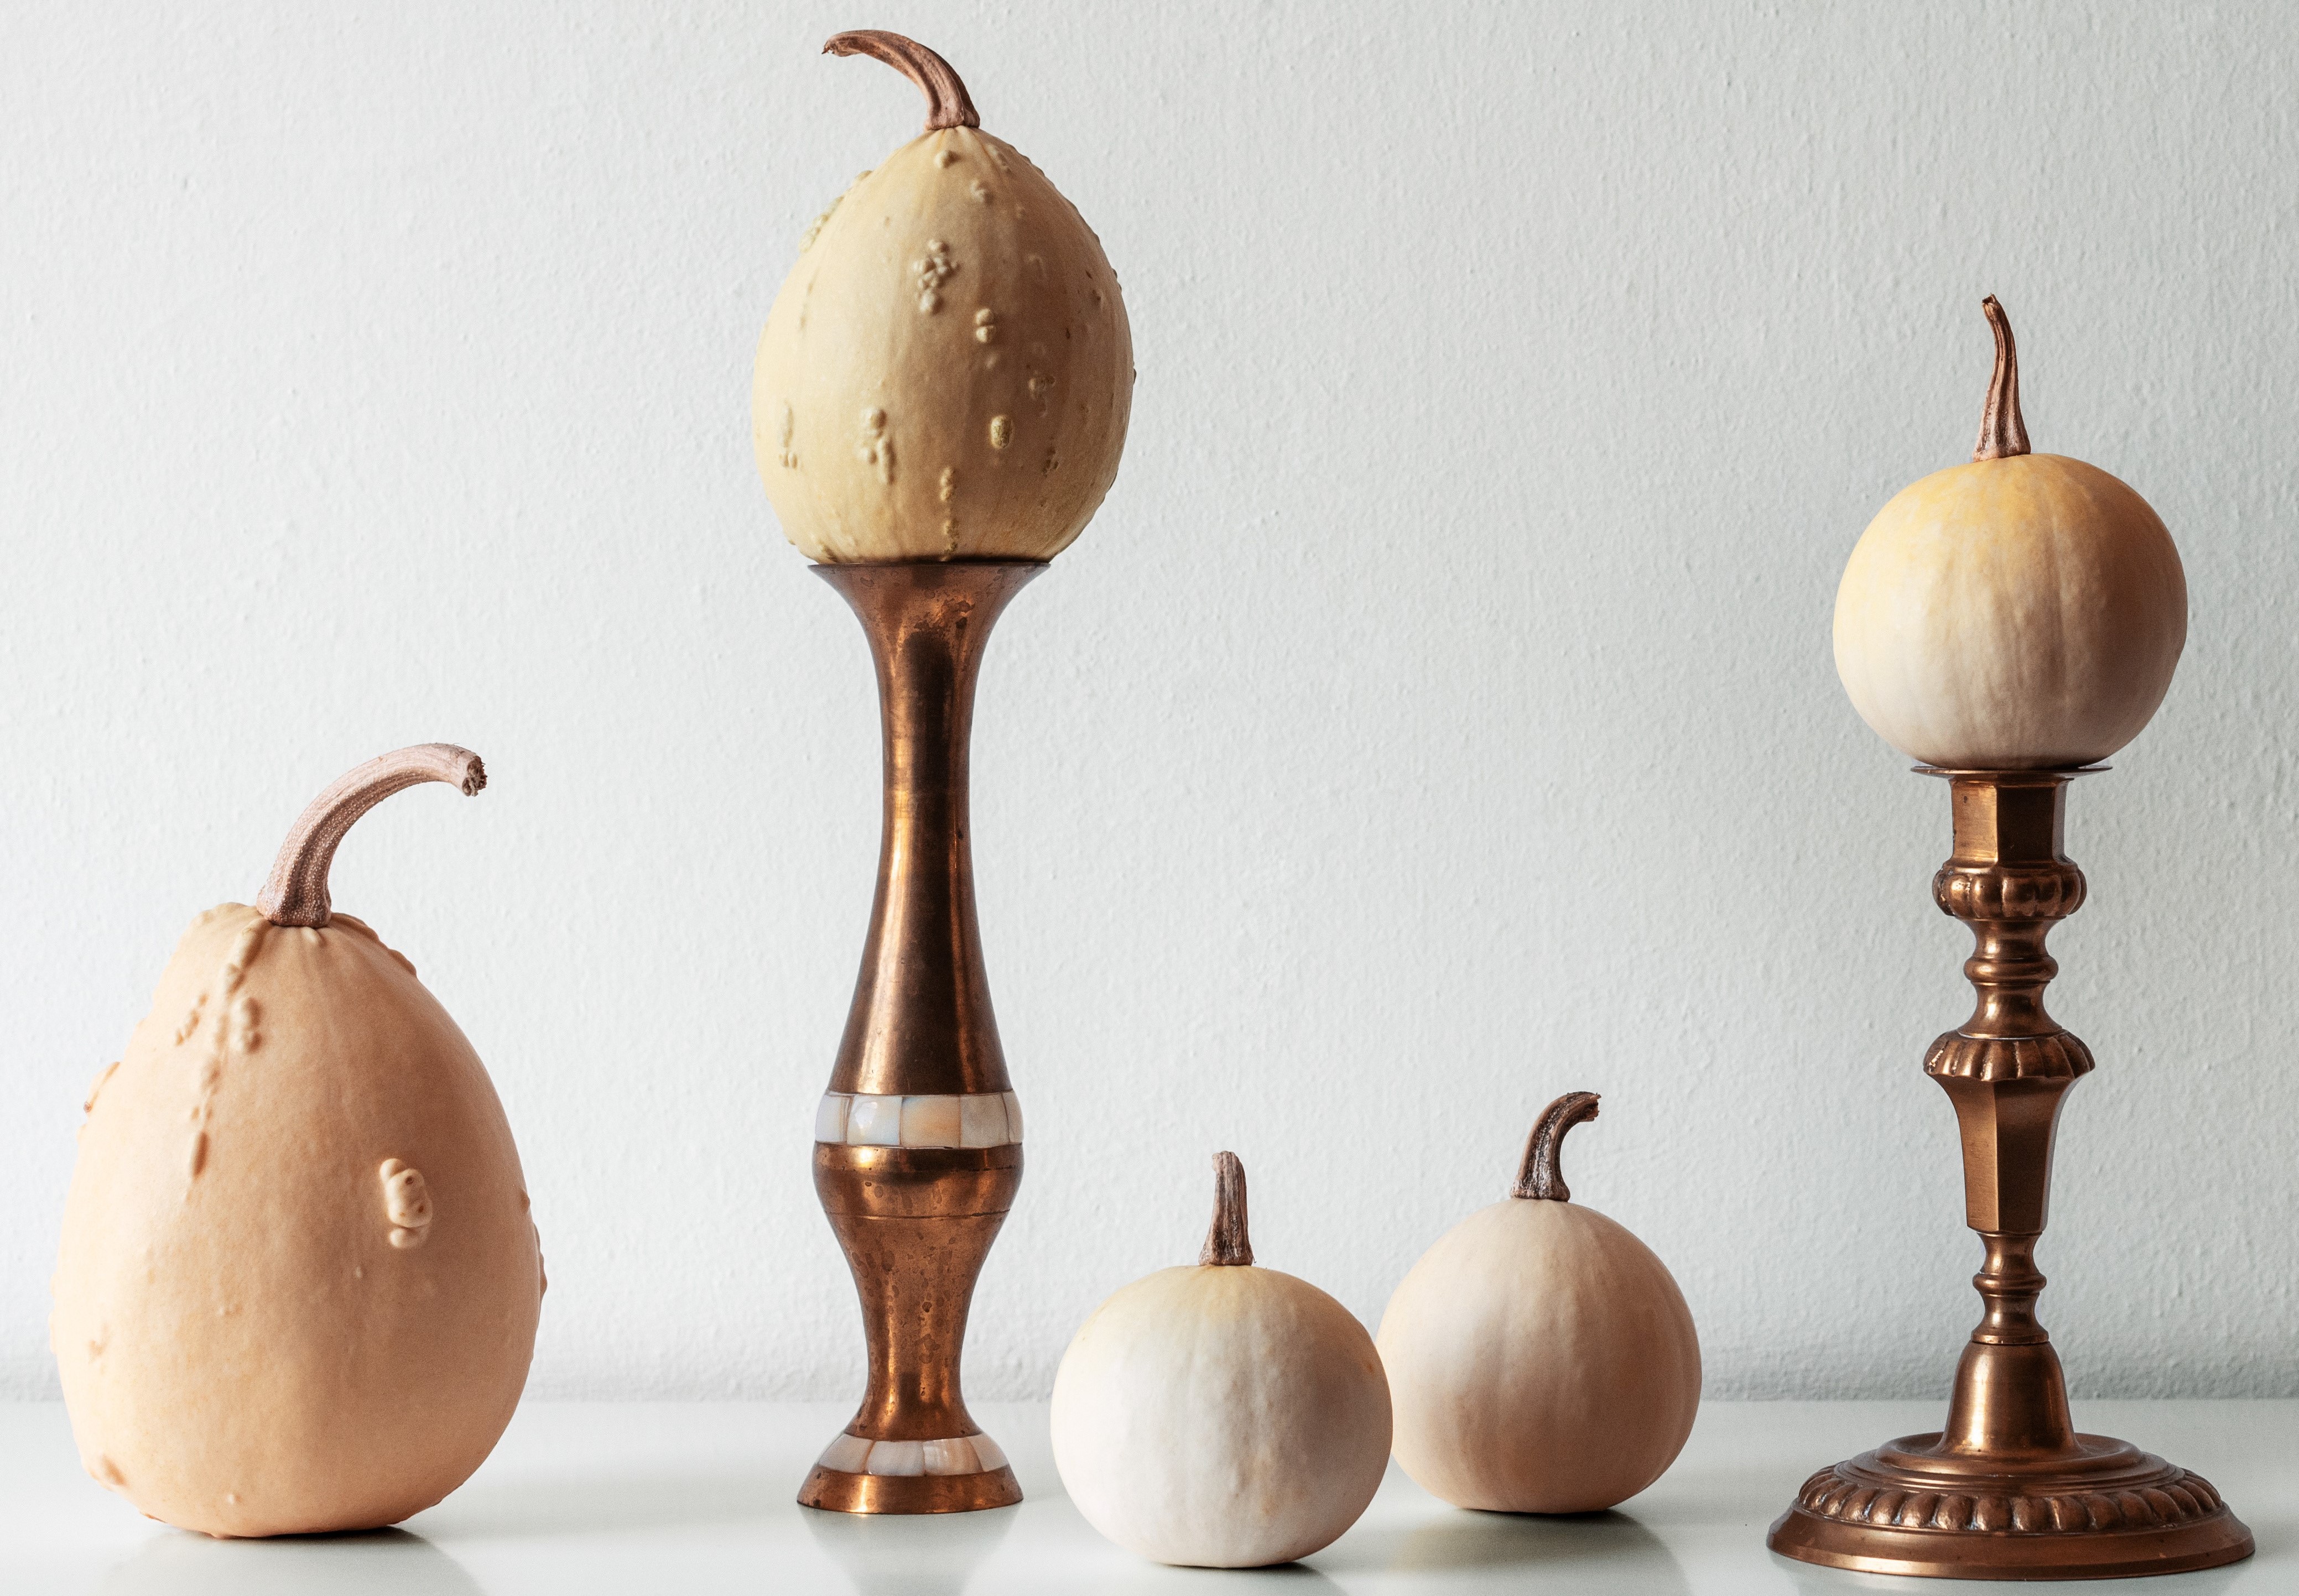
(51, 746), (543, 1537)
(1050, 1154), (1391, 1567)
(1377, 1093), (1700, 1514)
(1833, 299), (2186, 769)
(752, 32), (1133, 563)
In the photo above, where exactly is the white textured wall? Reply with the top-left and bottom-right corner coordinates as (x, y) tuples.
(3, 1), (2296, 1405)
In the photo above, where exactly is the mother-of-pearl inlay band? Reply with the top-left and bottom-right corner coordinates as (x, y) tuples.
(814, 1431), (1010, 1478)
(814, 1091), (1023, 1149)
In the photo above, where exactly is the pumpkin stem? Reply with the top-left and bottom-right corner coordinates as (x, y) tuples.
(1513, 1091), (1600, 1202)
(1199, 1150), (1254, 1266)
(256, 745), (487, 929)
(1972, 296), (2031, 462)
(824, 30), (981, 131)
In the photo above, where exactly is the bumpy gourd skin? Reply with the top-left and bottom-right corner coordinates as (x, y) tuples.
(1833, 453), (2186, 770)
(1051, 1264), (1391, 1567)
(1378, 1198), (1700, 1514)
(753, 125), (1133, 562)
(53, 905), (542, 1537)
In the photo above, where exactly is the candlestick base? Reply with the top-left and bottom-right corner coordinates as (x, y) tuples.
(1771, 1433), (2250, 1580)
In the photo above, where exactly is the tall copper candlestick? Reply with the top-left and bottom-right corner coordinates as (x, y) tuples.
(797, 561), (1039, 1515)
(1767, 769), (2251, 1579)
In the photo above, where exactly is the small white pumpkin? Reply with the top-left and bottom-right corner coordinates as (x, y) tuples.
(1051, 1152), (1392, 1567)
(1833, 298), (2186, 769)
(752, 30), (1133, 564)
(1377, 1092), (1700, 1514)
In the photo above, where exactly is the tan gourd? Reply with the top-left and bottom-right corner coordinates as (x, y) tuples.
(51, 746), (543, 1537)
(1050, 1153), (1392, 1567)
(752, 30), (1133, 563)
(1377, 1092), (1700, 1513)
(1833, 298), (2187, 769)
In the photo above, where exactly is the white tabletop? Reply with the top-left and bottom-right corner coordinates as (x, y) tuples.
(4, 1399), (2291, 1593)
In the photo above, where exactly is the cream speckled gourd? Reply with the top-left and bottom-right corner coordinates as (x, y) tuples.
(1377, 1092), (1700, 1514)
(1050, 1154), (1391, 1568)
(1833, 299), (2187, 769)
(752, 30), (1132, 563)
(52, 745), (543, 1537)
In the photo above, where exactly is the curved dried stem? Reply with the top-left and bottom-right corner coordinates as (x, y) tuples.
(1199, 1150), (1253, 1266)
(1513, 1090), (1601, 1201)
(256, 744), (486, 927)
(824, 30), (980, 130)
(1972, 295), (2032, 462)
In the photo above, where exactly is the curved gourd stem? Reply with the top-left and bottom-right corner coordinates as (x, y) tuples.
(824, 29), (981, 130)
(1972, 295), (2031, 462)
(1199, 1151), (1253, 1266)
(255, 744), (487, 928)
(1513, 1091), (1600, 1202)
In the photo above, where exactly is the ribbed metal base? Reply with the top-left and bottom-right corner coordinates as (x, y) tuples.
(1769, 1431), (2254, 1580)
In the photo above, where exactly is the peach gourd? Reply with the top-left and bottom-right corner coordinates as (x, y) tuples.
(1377, 1092), (1700, 1513)
(51, 745), (543, 1536)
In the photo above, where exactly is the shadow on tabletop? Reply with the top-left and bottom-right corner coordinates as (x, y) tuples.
(803, 1500), (1018, 1596)
(808, 1506), (1348, 1594)
(1772, 1550), (2252, 1595)
(2253, 1512), (2299, 1565)
(100, 1526), (482, 1595)
(420, 1464), (787, 1537)
(1077, 1567), (1344, 1593)
(1322, 1505), (1692, 1592)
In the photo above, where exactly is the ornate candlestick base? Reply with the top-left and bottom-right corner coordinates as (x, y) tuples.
(797, 562), (1041, 1515)
(1768, 770), (2251, 1580)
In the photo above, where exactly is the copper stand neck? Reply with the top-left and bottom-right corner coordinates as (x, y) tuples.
(816, 562), (1039, 1099)
(1768, 769), (2253, 1578)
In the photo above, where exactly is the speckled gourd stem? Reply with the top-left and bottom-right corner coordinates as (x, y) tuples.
(254, 744), (486, 928)
(825, 29), (980, 129)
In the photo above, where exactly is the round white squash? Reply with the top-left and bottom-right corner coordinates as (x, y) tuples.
(1833, 298), (2186, 770)
(1052, 1152), (1391, 1567)
(51, 746), (543, 1537)
(1377, 1092), (1700, 1514)
(753, 31), (1133, 564)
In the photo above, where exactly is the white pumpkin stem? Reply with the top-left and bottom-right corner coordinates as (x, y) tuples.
(1972, 296), (2031, 462)
(256, 745), (487, 929)
(1199, 1151), (1253, 1267)
(825, 30), (981, 131)
(1513, 1091), (1600, 1202)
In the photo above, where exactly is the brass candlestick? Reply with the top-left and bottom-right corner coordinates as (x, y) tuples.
(797, 561), (1040, 1515)
(1768, 769), (2253, 1579)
